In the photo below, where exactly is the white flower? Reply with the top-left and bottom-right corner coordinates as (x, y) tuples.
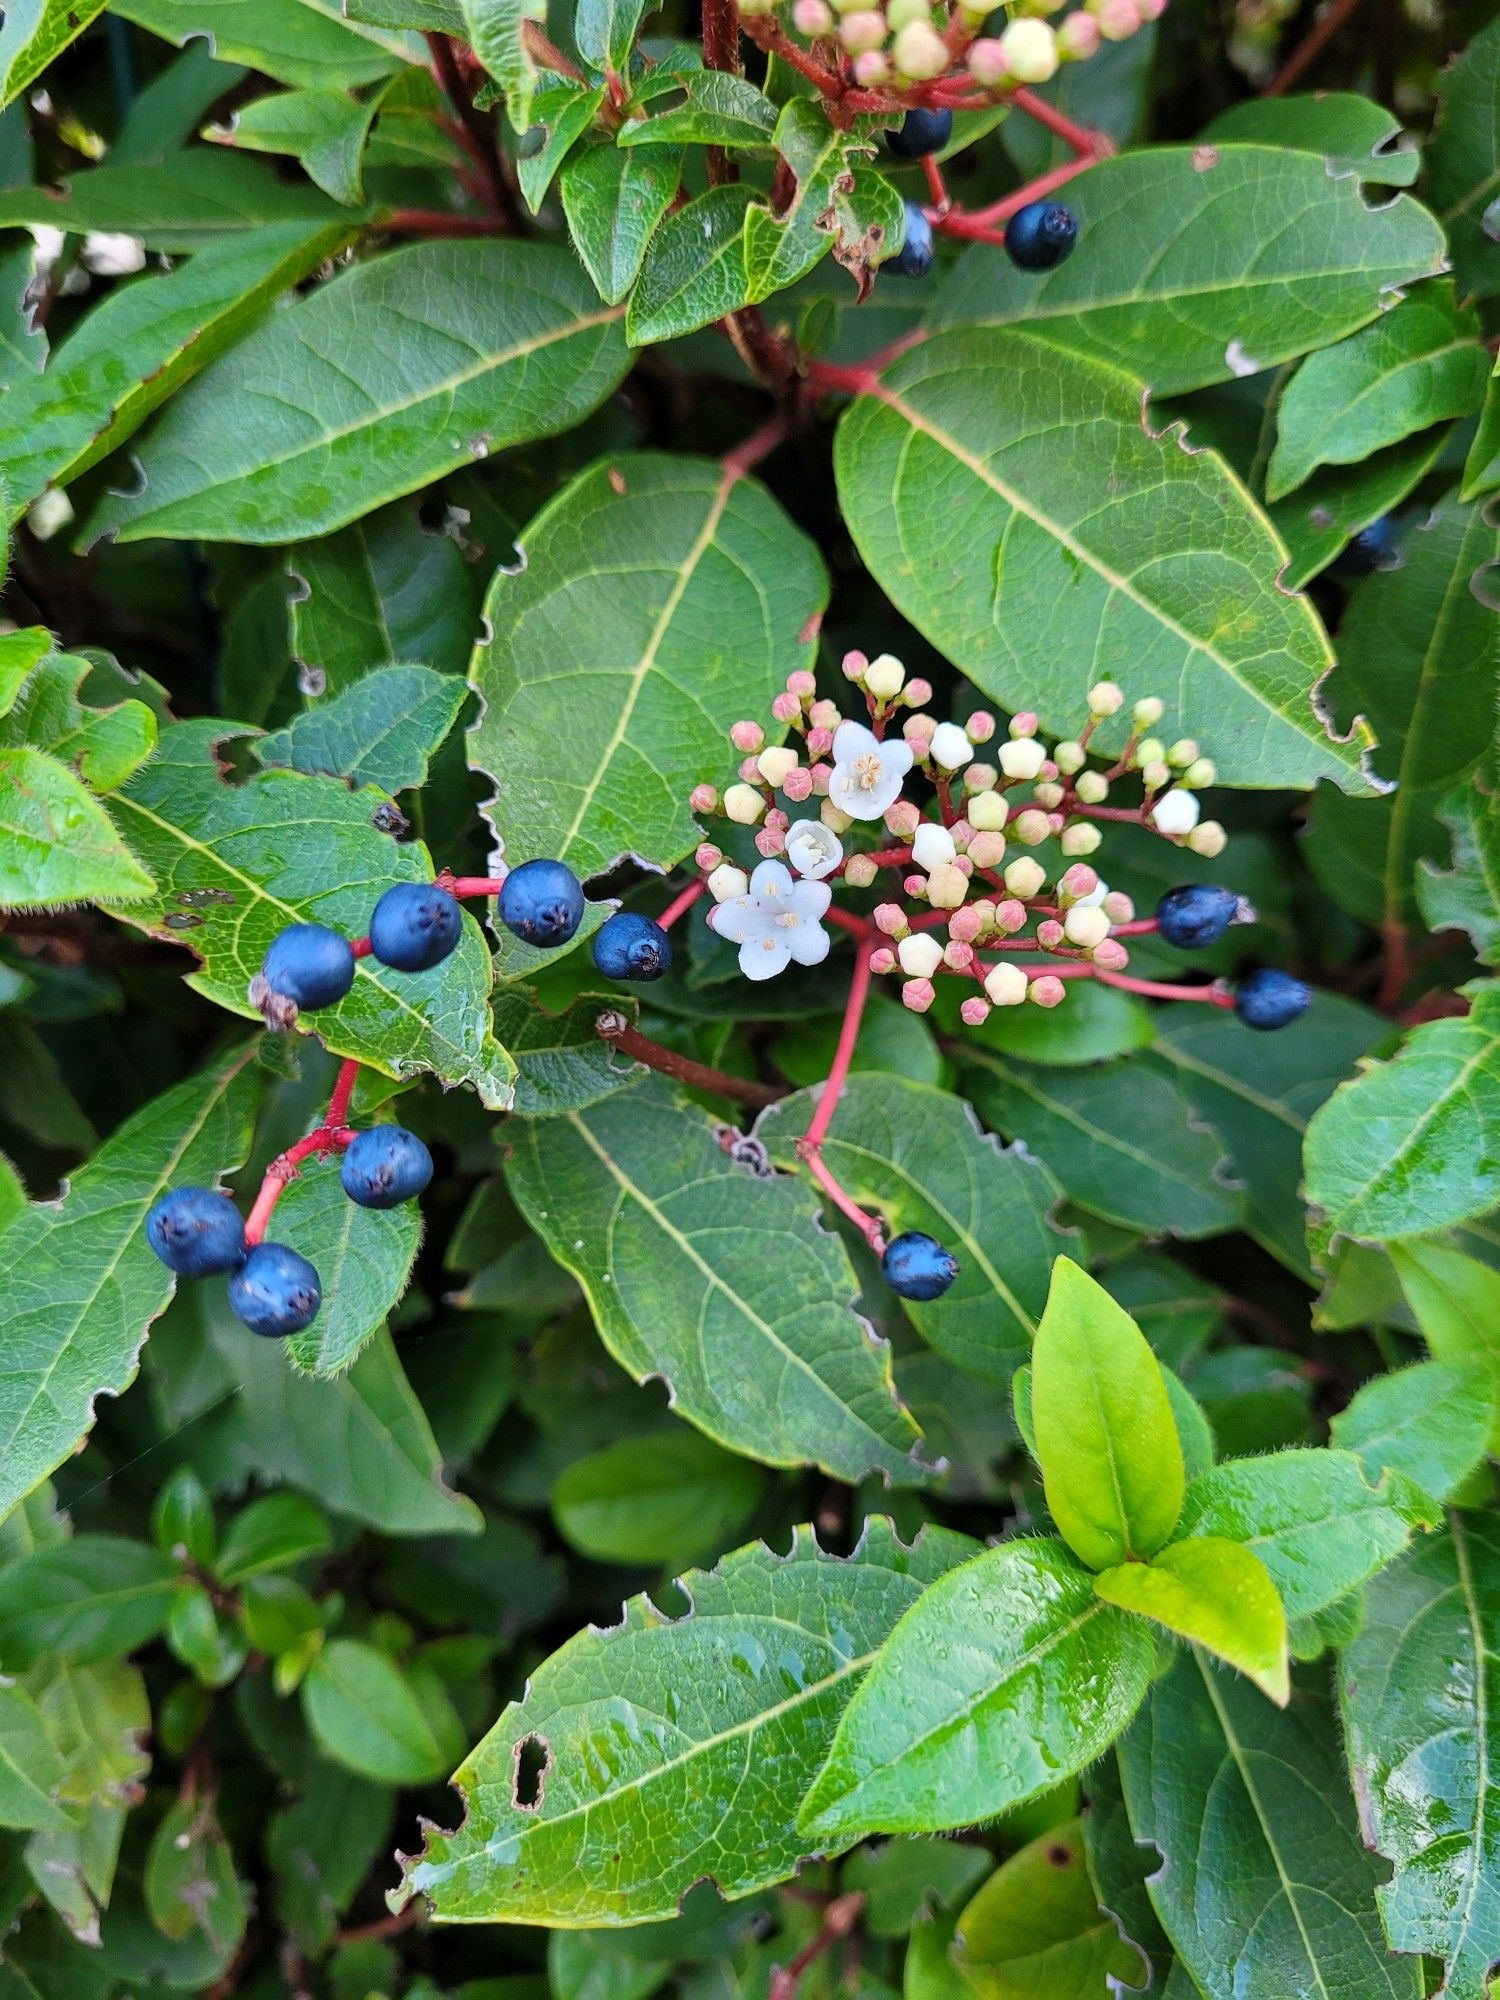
(912, 822), (957, 872)
(929, 722), (974, 772)
(828, 720), (913, 821)
(785, 819), (844, 880)
(898, 933), (943, 978)
(82, 231), (146, 276)
(999, 738), (1045, 781)
(712, 859), (833, 981)
(28, 224), (64, 275)
(707, 862), (749, 903)
(1150, 789), (1201, 837)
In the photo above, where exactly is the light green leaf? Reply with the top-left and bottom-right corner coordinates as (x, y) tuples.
(562, 141), (682, 306)
(0, 1539), (180, 1668)
(113, 0), (411, 90)
(1096, 1537), (1289, 1703)
(1460, 357), (1500, 500)
(109, 722), (514, 1104)
(575, 0), (648, 74)
(551, 1429), (764, 1569)
(506, 1077), (929, 1485)
(401, 1519), (976, 1923)
(935, 146), (1444, 394)
(0, 0), (107, 110)
(0, 243), (46, 386)
(210, 88), (377, 205)
(1423, 16), (1500, 301)
(468, 452), (825, 880)
(758, 1074), (1061, 1386)
(835, 326), (1370, 791)
(214, 1493), (331, 1584)
(1200, 92), (1419, 184)
(626, 184), (755, 345)
(1340, 1512), (1500, 2000)
(22, 1656), (149, 1808)
(952, 1818), (1143, 1999)
(254, 665), (466, 794)
(0, 750), (154, 910)
(0, 1044), (258, 1522)
(1031, 1257), (1184, 1570)
(89, 242), (629, 545)
(620, 71), (777, 150)
(1304, 981), (1500, 1240)
(799, 1536), (1154, 1841)
(0, 630), (52, 716)
(1174, 1448), (1435, 1620)
(303, 1638), (456, 1783)
(270, 1158), (422, 1377)
(0, 1684), (72, 1833)
(1418, 767), (1500, 962)
(0, 153), (355, 248)
(143, 1793), (246, 1954)
(1331, 1361), (1494, 1504)
(0, 651), (156, 793)
(1389, 1236), (1500, 1450)
(460, 0), (546, 135)
(1117, 1651), (1422, 2000)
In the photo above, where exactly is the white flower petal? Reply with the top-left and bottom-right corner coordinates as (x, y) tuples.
(785, 819), (843, 880)
(713, 894), (772, 944)
(749, 858), (795, 901)
(788, 879), (833, 922)
(832, 719), (881, 766)
(786, 921), (831, 968)
(740, 933), (792, 980)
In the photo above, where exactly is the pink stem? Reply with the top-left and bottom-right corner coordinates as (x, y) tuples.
(803, 937), (875, 1149)
(1008, 85), (1111, 158)
(804, 1148), (885, 1251)
(659, 879), (707, 932)
(1093, 968), (1234, 1005)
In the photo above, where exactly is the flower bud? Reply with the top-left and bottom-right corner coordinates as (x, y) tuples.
(1058, 863), (1097, 901)
(946, 906), (981, 945)
(1182, 757), (1216, 789)
(902, 976), (936, 1013)
(967, 789), (1008, 832)
(1058, 9), (1100, 52)
(821, 799), (854, 833)
(793, 0), (833, 31)
(998, 15), (1059, 77)
(758, 745), (799, 788)
(904, 677), (933, 707)
(1150, 789), (1200, 837)
(1075, 770), (1110, 804)
(1087, 680), (1124, 716)
(865, 653), (907, 700)
(844, 852), (879, 888)
(886, 0), (931, 24)
(691, 784), (720, 815)
(965, 762), (998, 792)
(1134, 737), (1166, 769)
(913, 822), (957, 871)
(927, 861), (970, 909)
(930, 721), (974, 772)
(787, 669), (817, 700)
(841, 650), (868, 681)
(985, 961), (1028, 1006)
(1053, 739), (1086, 774)
(1064, 904), (1110, 949)
(1166, 738), (1199, 769)
(874, 902), (909, 937)
(1187, 820), (1227, 857)
(811, 762), (832, 795)
(739, 756), (762, 783)
(886, 799), (922, 838)
(730, 720), (764, 753)
(851, 46), (891, 79)
(967, 711), (996, 743)
(1091, 0), (1140, 39)
(904, 713), (937, 749)
(810, 699), (841, 731)
(696, 841), (723, 871)
(805, 727), (834, 758)
(944, 940), (975, 971)
(898, 932), (944, 978)
(967, 830), (1007, 869)
(1033, 781), (1065, 810)
(999, 738), (1045, 781)
(892, 19), (948, 74)
(1059, 821), (1102, 856)
(1029, 974), (1067, 1007)
(1093, 938), (1130, 970)
(1142, 761), (1172, 791)
(1102, 891), (1134, 923)
(1133, 696), (1165, 729)
(960, 996), (992, 1026)
(708, 863), (749, 901)
(1004, 857), (1047, 899)
(904, 873), (928, 900)
(755, 825), (786, 857)
(967, 35), (1007, 83)
(1012, 809), (1051, 846)
(870, 945), (897, 975)
(783, 765), (814, 802)
(1036, 919), (1064, 948)
(771, 691), (800, 723)
(724, 782), (765, 825)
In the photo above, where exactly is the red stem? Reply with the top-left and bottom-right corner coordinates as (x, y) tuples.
(596, 1012), (784, 1107)
(1093, 968), (1234, 1005)
(425, 31), (509, 217)
(803, 937), (874, 1149)
(658, 879), (707, 931)
(804, 1149), (884, 1251)
(383, 208), (511, 238)
(936, 156), (1097, 237)
(1109, 917), (1160, 936)
(1264, 0), (1368, 94)
(1008, 86), (1112, 159)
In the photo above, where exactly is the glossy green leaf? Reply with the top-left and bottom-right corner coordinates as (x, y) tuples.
(402, 1519), (976, 1922)
(1118, 1651), (1422, 2000)
(214, 1493), (331, 1585)
(109, 722), (514, 1103)
(460, 0), (546, 134)
(1031, 1257), (1184, 1570)
(1304, 981), (1500, 1239)
(91, 242), (629, 545)
(113, 0), (410, 90)
(1081, 1752), (1177, 2000)
(210, 88), (377, 205)
(935, 146), (1444, 394)
(0, 749), (154, 910)
(254, 666), (466, 796)
(621, 71), (777, 149)
(1174, 1448), (1435, 1620)
(1330, 1360), (1494, 1503)
(575, 0), (647, 73)
(561, 141), (682, 305)
(1423, 16), (1500, 300)
(0, 1540), (180, 1668)
(0, 153), (350, 249)
(799, 1536), (1154, 1841)
(0, 1684), (72, 1832)
(0, 0), (106, 108)
(836, 327), (1369, 791)
(0, 1044), (257, 1521)
(626, 184), (755, 344)
(744, 101), (898, 303)
(1460, 356), (1500, 499)
(962, 1045), (1241, 1240)
(506, 1077), (929, 1485)
(1200, 92), (1419, 183)
(1418, 767), (1500, 961)
(952, 1818), (1142, 1999)
(271, 1160), (421, 1377)
(1340, 1511), (1499, 2000)
(758, 1075), (1061, 1385)
(1389, 1237), (1500, 1449)
(489, 988), (641, 1116)
(303, 1638), (457, 1783)
(551, 1429), (764, 1569)
(517, 81), (606, 214)
(1272, 424), (1452, 589)
(469, 452), (824, 880)
(1096, 1537), (1289, 1703)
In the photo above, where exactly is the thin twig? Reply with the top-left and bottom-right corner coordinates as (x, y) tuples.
(597, 1013), (787, 1107)
(1264, 0), (1368, 94)
(769, 1893), (866, 2000)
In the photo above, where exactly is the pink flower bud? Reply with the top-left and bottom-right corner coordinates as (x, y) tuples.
(1060, 863), (1099, 901)
(739, 756), (762, 783)
(902, 977), (936, 1014)
(967, 34), (1007, 82)
(755, 826), (786, 857)
(904, 677), (933, 707)
(1059, 9), (1101, 53)
(948, 906), (983, 944)
(842, 650), (869, 681)
(840, 9), (887, 52)
(903, 873), (929, 900)
(904, 713), (937, 747)
(809, 700), (841, 732)
(691, 785), (720, 816)
(886, 800), (921, 838)
(1029, 975), (1067, 1008)
(870, 945), (897, 975)
(844, 853), (879, 888)
(806, 727), (834, 757)
(966, 711), (997, 742)
(1102, 891), (1135, 924)
(787, 669), (817, 700)
(944, 940), (975, 971)
(782, 766), (814, 802)
(765, 808), (789, 832)
(960, 996), (992, 1026)
(1036, 919), (1065, 949)
(952, 854), (974, 877)
(949, 818), (974, 848)
(851, 48), (891, 82)
(771, 692), (800, 724)
(810, 762), (832, 795)
(1048, 813), (1067, 836)
(874, 902), (908, 937)
(1093, 938), (1130, 970)
(729, 721), (764, 753)
(967, 831), (1006, 869)
(1038, 759), (1059, 782)
(792, 0), (832, 30)
(1012, 809), (1051, 846)
(1009, 711), (1039, 738)
(995, 898), (1027, 933)
(695, 841), (722, 871)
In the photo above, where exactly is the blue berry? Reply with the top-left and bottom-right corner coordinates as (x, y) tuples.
(882, 1231), (959, 1301)
(254, 923), (355, 1025)
(887, 202), (935, 279)
(592, 911), (673, 983)
(146, 1187), (246, 1277)
(1004, 201), (1077, 271)
(498, 858), (585, 948)
(1345, 517), (1399, 573)
(1235, 967), (1311, 1032)
(227, 1242), (322, 1338)
(887, 107), (953, 159)
(341, 1127), (434, 1209)
(369, 882), (463, 973)
(1156, 884), (1245, 950)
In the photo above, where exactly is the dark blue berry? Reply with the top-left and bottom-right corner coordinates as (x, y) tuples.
(227, 1242), (322, 1338)
(340, 1126), (434, 1209)
(886, 107), (953, 159)
(1344, 517), (1400, 574)
(1004, 201), (1077, 271)
(255, 923), (355, 1022)
(882, 1230), (959, 1301)
(592, 911), (673, 983)
(369, 882), (463, 973)
(887, 202), (935, 280)
(146, 1188), (246, 1277)
(1235, 967), (1311, 1032)
(499, 858), (585, 948)
(1156, 884), (1246, 950)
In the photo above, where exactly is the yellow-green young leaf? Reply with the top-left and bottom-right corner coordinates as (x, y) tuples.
(1095, 1538), (1289, 1705)
(836, 327), (1370, 793)
(0, 1682), (73, 1832)
(0, 0), (106, 108)
(0, 748), (155, 910)
(0, 652), (157, 795)
(24, 1657), (149, 1811)
(303, 1638), (459, 1784)
(113, 0), (412, 90)
(1389, 1237), (1500, 1451)
(952, 1819), (1144, 2000)
(400, 1520), (977, 1924)
(1031, 1258), (1184, 1570)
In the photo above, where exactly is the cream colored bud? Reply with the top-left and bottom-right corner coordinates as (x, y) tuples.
(892, 20), (948, 75)
(967, 789), (1008, 832)
(1059, 822), (1102, 856)
(965, 763), (998, 792)
(998, 15), (1059, 78)
(1183, 758), (1217, 789)
(708, 863), (749, 902)
(927, 862), (970, 908)
(1012, 809), (1051, 846)
(864, 653), (907, 700)
(984, 961), (1029, 1006)
(930, 722), (974, 772)
(898, 933), (944, 979)
(999, 738), (1046, 781)
(723, 782), (765, 826)
(1054, 740), (1086, 775)
(1004, 857), (1047, 899)
(758, 746), (799, 788)
(821, 799), (854, 834)
(1033, 782), (1065, 810)
(1187, 820), (1227, 857)
(1166, 738), (1199, 768)
(1063, 905), (1111, 949)
(1134, 737), (1166, 769)
(967, 831), (1006, 868)
(1075, 770), (1110, 804)
(1087, 681), (1124, 716)
(1133, 696), (1165, 728)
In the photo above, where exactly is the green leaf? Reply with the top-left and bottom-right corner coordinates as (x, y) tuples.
(0, 749), (155, 910)
(959, 977), (1152, 1068)
(935, 146), (1444, 395)
(561, 141), (682, 306)
(215, 1493), (332, 1584)
(459, 0), (546, 135)
(1388, 1237), (1500, 1450)
(517, 81), (606, 214)
(25, 1657), (150, 1807)
(841, 1836), (991, 1934)
(1330, 1360), (1494, 1504)
(1117, 1651), (1422, 2000)
(1308, 493), (1499, 931)
(961, 1046), (1242, 1240)
(506, 1077), (928, 1485)
(1031, 1257), (1184, 1570)
(626, 184), (755, 345)
(1460, 356), (1500, 500)
(952, 1818), (1142, 1999)
(0, 651), (156, 793)
(1096, 1537), (1289, 1703)
(143, 1793), (246, 1955)
(468, 452), (825, 880)
(0, 631), (52, 717)
(0, 243), (46, 386)
(575, 0), (648, 74)
(303, 1638), (457, 1783)
(401, 1518), (976, 1923)
(89, 243), (629, 545)
(210, 88), (377, 205)
(109, 722), (514, 1104)
(1081, 1752), (1177, 2000)
(1419, 767), (1500, 961)
(551, 1429), (764, 1569)
(272, 1160), (421, 1377)
(0, 153), (352, 249)
(168, 1582), (247, 1687)
(0, 1539), (180, 1668)
(1304, 980), (1500, 1239)
(1271, 424), (1452, 589)
(254, 666), (466, 795)
(1340, 1511), (1499, 2000)
(113, 0), (411, 90)
(1423, 16), (1500, 301)
(744, 102), (899, 303)
(268, 1766), (393, 1953)
(758, 1075), (1060, 1386)
(799, 1536), (1154, 1841)
(1174, 1448), (1435, 1620)
(0, 1684), (72, 1833)
(835, 326), (1369, 792)
(489, 988), (641, 1115)
(0, 1044), (257, 1521)
(621, 71), (777, 150)
(0, 0), (107, 111)
(1200, 92), (1419, 183)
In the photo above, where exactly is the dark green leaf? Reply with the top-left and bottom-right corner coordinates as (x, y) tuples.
(0, 1540), (180, 1668)
(551, 1429), (764, 1569)
(143, 1794), (246, 1954)
(1418, 766), (1500, 961)
(113, 0), (411, 90)
(575, 0), (648, 75)
(1423, 16), (1500, 300)
(215, 1493), (332, 1584)
(0, 1684), (72, 1833)
(254, 666), (466, 794)
(620, 72), (777, 150)
(459, 0), (546, 135)
(1461, 356), (1500, 499)
(1200, 92), (1419, 183)
(517, 82), (606, 214)
(210, 87), (377, 205)
(626, 184), (755, 345)
(0, 153), (351, 249)
(562, 141), (681, 306)
(1270, 424), (1452, 589)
